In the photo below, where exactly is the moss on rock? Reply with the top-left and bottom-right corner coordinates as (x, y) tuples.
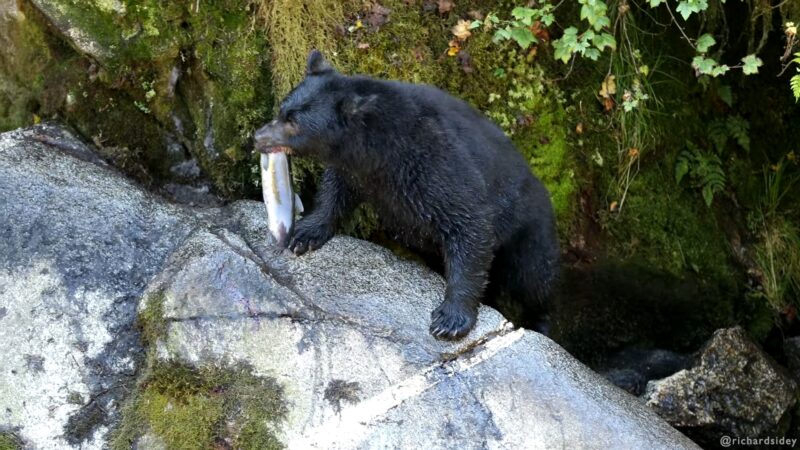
(0, 432), (23, 450)
(111, 362), (285, 450)
(137, 291), (167, 348)
(0, 0), (52, 131)
(6, 0), (273, 197)
(113, 290), (286, 449)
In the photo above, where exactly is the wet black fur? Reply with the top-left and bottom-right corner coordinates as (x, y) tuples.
(263, 51), (559, 339)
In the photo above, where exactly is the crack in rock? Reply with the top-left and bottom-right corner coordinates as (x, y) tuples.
(289, 324), (522, 449)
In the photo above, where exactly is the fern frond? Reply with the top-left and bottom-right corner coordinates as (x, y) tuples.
(726, 115), (750, 152)
(791, 75), (800, 102)
(791, 53), (800, 102)
(675, 143), (726, 206)
(708, 119), (728, 153)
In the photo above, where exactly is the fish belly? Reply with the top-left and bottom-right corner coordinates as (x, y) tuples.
(261, 152), (294, 247)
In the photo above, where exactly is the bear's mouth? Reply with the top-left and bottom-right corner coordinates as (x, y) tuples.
(255, 144), (292, 155)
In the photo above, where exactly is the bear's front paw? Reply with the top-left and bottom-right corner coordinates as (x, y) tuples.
(288, 219), (334, 255)
(429, 300), (477, 340)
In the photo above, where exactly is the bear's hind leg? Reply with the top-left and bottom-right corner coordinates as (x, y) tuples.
(494, 228), (560, 330)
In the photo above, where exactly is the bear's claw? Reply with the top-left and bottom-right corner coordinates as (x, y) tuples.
(289, 219), (333, 255)
(429, 301), (477, 340)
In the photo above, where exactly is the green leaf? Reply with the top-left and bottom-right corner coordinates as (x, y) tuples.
(584, 47), (601, 60)
(708, 119), (729, 152)
(593, 32), (616, 51)
(541, 13), (555, 26)
(493, 28), (512, 43)
(469, 20), (482, 29)
(676, 0), (708, 20)
(648, 0), (665, 6)
(580, 0), (611, 31)
(596, 15), (611, 30)
(695, 34), (716, 53)
(675, 158), (689, 183)
(702, 185), (714, 207)
(562, 26), (579, 40)
(741, 54), (763, 75)
(710, 64), (730, 77)
(511, 7), (538, 21)
(717, 84), (733, 106)
(692, 56), (717, 75)
(553, 27), (579, 63)
(510, 27), (537, 49)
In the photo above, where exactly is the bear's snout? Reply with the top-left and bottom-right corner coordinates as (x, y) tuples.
(254, 120), (296, 153)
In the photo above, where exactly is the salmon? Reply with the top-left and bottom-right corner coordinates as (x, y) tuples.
(260, 150), (303, 248)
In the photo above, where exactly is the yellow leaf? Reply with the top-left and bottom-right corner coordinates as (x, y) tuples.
(447, 39), (460, 56)
(32, 114), (41, 124)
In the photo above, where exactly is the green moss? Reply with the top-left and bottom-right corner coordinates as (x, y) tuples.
(31, 0), (185, 63)
(0, 2), (52, 131)
(259, 0), (349, 99)
(111, 362), (285, 450)
(336, 1), (443, 84)
(114, 292), (286, 449)
(137, 389), (222, 448)
(0, 432), (22, 450)
(178, 0), (273, 197)
(11, 0), (274, 197)
(66, 391), (84, 405)
(602, 168), (735, 281)
(137, 291), (167, 348)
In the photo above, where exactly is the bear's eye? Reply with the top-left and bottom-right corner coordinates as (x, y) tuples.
(280, 110), (294, 123)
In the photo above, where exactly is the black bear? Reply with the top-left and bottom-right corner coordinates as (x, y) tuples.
(254, 50), (559, 340)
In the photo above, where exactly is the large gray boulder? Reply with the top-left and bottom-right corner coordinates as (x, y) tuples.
(645, 327), (797, 442)
(0, 124), (699, 449)
(0, 124), (203, 449)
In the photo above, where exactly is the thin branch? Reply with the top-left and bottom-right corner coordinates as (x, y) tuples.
(663, 0), (695, 47)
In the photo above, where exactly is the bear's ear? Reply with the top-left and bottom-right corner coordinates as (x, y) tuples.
(340, 94), (379, 121)
(306, 49), (333, 75)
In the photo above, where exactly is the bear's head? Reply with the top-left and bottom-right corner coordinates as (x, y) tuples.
(253, 50), (378, 163)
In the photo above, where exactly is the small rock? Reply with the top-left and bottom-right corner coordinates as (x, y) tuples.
(645, 327), (797, 441)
